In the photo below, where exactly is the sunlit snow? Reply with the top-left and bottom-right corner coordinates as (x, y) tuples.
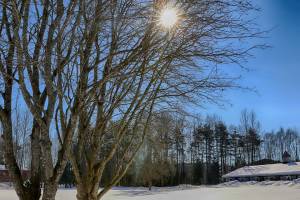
(1, 182), (300, 200)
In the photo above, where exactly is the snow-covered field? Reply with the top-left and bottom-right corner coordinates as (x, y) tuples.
(1, 182), (300, 200)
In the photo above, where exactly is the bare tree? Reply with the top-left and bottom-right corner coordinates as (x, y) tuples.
(0, 1), (29, 198)
(61, 1), (265, 200)
(0, 1), (81, 199)
(239, 109), (261, 164)
(0, 0), (265, 200)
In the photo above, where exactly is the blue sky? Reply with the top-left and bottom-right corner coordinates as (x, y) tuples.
(202, 0), (300, 132)
(12, 0), (299, 133)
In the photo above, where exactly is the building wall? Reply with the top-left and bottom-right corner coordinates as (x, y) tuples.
(0, 170), (30, 182)
(225, 175), (300, 182)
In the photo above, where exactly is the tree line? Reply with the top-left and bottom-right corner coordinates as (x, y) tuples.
(115, 109), (299, 188)
(1, 108), (296, 189)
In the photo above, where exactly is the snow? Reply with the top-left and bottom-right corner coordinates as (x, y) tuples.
(1, 183), (300, 200)
(223, 162), (300, 178)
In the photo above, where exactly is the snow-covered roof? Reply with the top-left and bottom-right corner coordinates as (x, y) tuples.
(223, 162), (300, 178)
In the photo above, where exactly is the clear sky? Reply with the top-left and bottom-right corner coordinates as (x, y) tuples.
(203, 0), (300, 132)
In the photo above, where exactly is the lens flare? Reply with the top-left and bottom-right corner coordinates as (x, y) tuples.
(159, 7), (178, 29)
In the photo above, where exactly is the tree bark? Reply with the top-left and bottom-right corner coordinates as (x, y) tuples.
(20, 190), (41, 200)
(42, 182), (58, 200)
(2, 124), (41, 200)
(76, 184), (98, 200)
(29, 121), (42, 199)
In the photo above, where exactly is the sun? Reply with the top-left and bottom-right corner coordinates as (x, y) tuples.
(159, 7), (178, 29)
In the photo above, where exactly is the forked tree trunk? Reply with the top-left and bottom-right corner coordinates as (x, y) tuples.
(2, 121), (41, 200)
(76, 184), (98, 200)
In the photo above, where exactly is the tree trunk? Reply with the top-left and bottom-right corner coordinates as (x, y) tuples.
(2, 121), (42, 200)
(148, 181), (152, 191)
(30, 121), (42, 199)
(42, 182), (58, 200)
(76, 184), (98, 200)
(20, 189), (41, 200)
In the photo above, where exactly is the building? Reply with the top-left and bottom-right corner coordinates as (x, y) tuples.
(223, 152), (300, 182)
(0, 165), (30, 183)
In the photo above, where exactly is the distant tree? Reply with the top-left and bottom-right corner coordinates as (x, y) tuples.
(239, 109), (261, 164)
(246, 128), (261, 163)
(192, 160), (204, 185)
(215, 122), (229, 176)
(140, 144), (161, 190)
(137, 113), (177, 189)
(173, 120), (186, 185)
(262, 128), (300, 162)
(207, 161), (220, 185)
(59, 163), (75, 188)
(196, 124), (214, 184)
(262, 132), (277, 160)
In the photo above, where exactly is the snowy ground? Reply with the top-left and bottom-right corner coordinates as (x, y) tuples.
(1, 182), (300, 200)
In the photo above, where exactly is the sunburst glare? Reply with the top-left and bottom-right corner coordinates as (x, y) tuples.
(159, 7), (178, 29)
